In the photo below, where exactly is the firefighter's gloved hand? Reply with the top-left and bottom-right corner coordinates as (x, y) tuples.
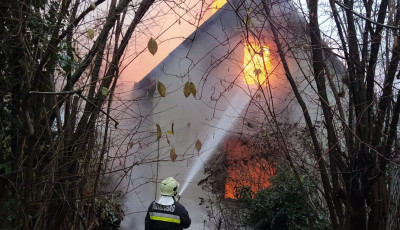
(175, 195), (181, 202)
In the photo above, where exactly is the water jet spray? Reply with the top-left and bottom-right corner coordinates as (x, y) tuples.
(178, 93), (251, 196)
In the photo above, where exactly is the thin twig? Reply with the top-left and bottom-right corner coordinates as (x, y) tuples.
(334, 0), (398, 30)
(29, 90), (83, 95)
(30, 90), (119, 127)
(77, 92), (119, 128)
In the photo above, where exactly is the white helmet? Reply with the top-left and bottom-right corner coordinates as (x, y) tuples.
(160, 177), (179, 196)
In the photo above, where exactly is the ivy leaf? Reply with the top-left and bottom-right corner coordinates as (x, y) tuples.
(156, 124), (161, 140)
(170, 147), (177, 162)
(101, 87), (109, 96)
(88, 28), (95, 39)
(157, 81), (166, 97)
(148, 37), (158, 55)
(195, 139), (202, 152)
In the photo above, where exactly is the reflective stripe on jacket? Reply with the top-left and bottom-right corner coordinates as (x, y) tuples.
(145, 201), (191, 230)
(149, 212), (181, 224)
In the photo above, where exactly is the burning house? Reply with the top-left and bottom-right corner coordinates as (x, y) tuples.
(119, 0), (345, 229)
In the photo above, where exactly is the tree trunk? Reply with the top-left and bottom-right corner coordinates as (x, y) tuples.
(367, 174), (389, 230)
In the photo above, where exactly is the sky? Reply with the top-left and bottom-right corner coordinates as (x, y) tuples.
(119, 0), (216, 86)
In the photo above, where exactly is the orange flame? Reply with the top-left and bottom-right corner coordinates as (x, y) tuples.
(223, 139), (275, 199)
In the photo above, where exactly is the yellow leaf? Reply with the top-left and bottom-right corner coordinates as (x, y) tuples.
(148, 37), (158, 55)
(189, 82), (196, 97)
(183, 82), (191, 97)
(157, 81), (166, 97)
(195, 139), (202, 152)
(88, 28), (95, 39)
(156, 124), (161, 140)
(170, 147), (177, 162)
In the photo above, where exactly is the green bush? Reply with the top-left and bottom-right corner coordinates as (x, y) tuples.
(239, 163), (330, 230)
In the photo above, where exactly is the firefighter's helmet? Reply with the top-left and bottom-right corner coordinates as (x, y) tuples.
(160, 177), (179, 196)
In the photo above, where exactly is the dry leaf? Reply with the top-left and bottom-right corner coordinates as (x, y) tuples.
(157, 81), (166, 97)
(170, 147), (177, 162)
(167, 121), (174, 135)
(183, 82), (191, 97)
(148, 37), (158, 55)
(129, 142), (134, 149)
(195, 139), (202, 152)
(156, 124), (161, 140)
(189, 82), (196, 97)
(166, 135), (170, 145)
(254, 68), (262, 76)
(302, 44), (311, 51)
(338, 87), (346, 98)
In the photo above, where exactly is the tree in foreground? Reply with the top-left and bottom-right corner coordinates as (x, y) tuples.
(201, 0), (400, 229)
(0, 0), (157, 229)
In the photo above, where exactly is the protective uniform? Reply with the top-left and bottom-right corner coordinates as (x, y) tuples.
(145, 177), (191, 230)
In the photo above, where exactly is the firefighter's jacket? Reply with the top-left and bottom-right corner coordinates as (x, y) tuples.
(145, 200), (191, 230)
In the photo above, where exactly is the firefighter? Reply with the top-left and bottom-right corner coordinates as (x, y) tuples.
(145, 177), (191, 230)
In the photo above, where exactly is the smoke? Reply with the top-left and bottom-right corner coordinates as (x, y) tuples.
(179, 92), (251, 196)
